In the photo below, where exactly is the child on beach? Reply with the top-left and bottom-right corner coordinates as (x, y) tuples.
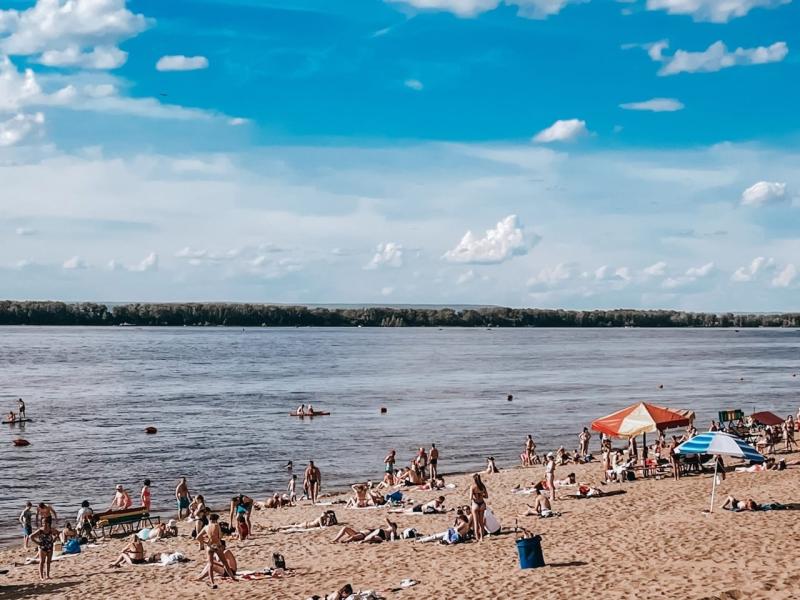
(141, 479), (151, 511)
(19, 502), (33, 549)
(288, 474), (297, 504)
(236, 514), (249, 541)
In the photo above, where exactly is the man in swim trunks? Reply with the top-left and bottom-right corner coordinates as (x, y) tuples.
(36, 503), (57, 528)
(429, 444), (439, 480)
(304, 461), (322, 504)
(18, 398), (25, 419)
(176, 477), (190, 519)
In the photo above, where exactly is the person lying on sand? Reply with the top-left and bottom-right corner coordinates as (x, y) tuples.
(137, 522), (168, 542)
(721, 496), (759, 512)
(391, 496), (446, 515)
(196, 539), (237, 582)
(554, 473), (577, 487)
(275, 510), (338, 531)
(416, 509), (471, 544)
(332, 519), (398, 544)
(110, 534), (145, 567)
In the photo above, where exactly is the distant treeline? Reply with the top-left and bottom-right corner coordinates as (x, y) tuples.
(0, 301), (799, 328)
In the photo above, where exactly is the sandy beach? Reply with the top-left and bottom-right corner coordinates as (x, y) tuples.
(2, 449), (799, 600)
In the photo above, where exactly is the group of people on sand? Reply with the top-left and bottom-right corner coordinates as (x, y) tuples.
(382, 444), (439, 487)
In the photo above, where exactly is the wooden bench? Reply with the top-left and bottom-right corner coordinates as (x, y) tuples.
(93, 507), (158, 537)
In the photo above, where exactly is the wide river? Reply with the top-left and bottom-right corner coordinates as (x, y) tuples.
(1, 326), (798, 545)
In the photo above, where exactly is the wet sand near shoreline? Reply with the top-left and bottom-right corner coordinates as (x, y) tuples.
(2, 452), (800, 600)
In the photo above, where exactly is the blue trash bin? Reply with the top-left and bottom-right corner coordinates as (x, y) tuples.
(516, 535), (545, 569)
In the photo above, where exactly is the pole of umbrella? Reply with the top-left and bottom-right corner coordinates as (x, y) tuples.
(709, 455), (718, 513)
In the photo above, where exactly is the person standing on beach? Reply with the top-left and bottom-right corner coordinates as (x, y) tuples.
(19, 501), (33, 549)
(110, 484), (132, 510)
(304, 461), (322, 504)
(384, 449), (396, 485)
(601, 446), (611, 483)
(36, 502), (57, 528)
(669, 437), (680, 480)
(17, 398), (25, 420)
(429, 444), (439, 480)
(415, 447), (428, 472)
(176, 477), (191, 519)
(140, 479), (151, 511)
(197, 514), (237, 588)
(544, 453), (556, 501)
(30, 517), (56, 581)
(525, 435), (536, 466)
(288, 474), (297, 504)
(578, 428), (591, 457)
(470, 474), (489, 542)
(627, 436), (638, 462)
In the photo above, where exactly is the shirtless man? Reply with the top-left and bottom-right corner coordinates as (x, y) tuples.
(523, 492), (552, 516)
(176, 477), (190, 519)
(18, 398), (26, 420)
(196, 514), (236, 587)
(304, 461), (322, 504)
(36, 502), (57, 528)
(429, 444), (439, 480)
(197, 539), (237, 582)
(110, 485), (132, 510)
(525, 435), (536, 466)
(415, 447), (428, 472)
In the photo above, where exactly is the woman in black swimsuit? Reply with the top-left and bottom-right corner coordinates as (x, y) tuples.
(470, 473), (489, 542)
(30, 517), (56, 580)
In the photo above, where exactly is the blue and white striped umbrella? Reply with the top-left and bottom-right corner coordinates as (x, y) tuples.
(675, 431), (765, 463)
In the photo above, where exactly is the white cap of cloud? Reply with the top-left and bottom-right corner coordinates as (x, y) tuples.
(0, 55), (42, 111)
(0, 0), (149, 55)
(532, 118), (589, 143)
(63, 255), (87, 269)
(619, 98), (684, 112)
(0, 111), (44, 146)
(686, 262), (714, 278)
(643, 261), (667, 276)
(444, 215), (535, 264)
(645, 0), (790, 23)
(381, 286), (394, 296)
(741, 181), (787, 207)
(771, 264), (797, 288)
(662, 262), (714, 289)
(658, 41), (788, 76)
(731, 256), (773, 282)
(528, 262), (575, 287)
(156, 55), (209, 72)
(37, 45), (127, 69)
(129, 252), (158, 272)
(366, 242), (404, 269)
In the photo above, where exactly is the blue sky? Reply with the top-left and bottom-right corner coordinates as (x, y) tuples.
(1, 0), (798, 309)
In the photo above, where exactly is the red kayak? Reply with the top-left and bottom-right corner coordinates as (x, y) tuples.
(288, 412), (331, 417)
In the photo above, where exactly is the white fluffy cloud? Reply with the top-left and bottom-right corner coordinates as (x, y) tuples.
(365, 242), (404, 269)
(620, 98), (684, 112)
(0, 0), (147, 68)
(404, 79), (423, 91)
(740, 181), (787, 207)
(646, 0), (790, 23)
(663, 262), (714, 289)
(528, 262), (575, 287)
(532, 118), (589, 143)
(444, 215), (536, 264)
(388, 0), (582, 19)
(63, 255), (87, 269)
(156, 55), (209, 72)
(643, 261), (667, 276)
(0, 111), (44, 146)
(771, 264), (797, 288)
(0, 55), (42, 111)
(657, 41), (788, 77)
(731, 257), (773, 282)
(130, 252), (158, 272)
(38, 44), (127, 69)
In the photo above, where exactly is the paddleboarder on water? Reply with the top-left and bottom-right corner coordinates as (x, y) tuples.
(18, 398), (25, 420)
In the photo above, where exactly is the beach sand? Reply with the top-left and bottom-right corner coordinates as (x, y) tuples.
(2, 453), (799, 600)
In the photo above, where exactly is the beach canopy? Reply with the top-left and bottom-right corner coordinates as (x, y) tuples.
(675, 431), (765, 463)
(750, 411), (784, 426)
(591, 402), (695, 438)
(675, 431), (764, 512)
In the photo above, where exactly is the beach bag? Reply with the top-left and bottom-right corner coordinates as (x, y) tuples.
(402, 528), (417, 539)
(484, 507), (501, 535)
(63, 539), (81, 554)
(273, 552), (286, 570)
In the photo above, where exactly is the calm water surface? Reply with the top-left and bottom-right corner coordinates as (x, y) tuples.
(1, 327), (798, 545)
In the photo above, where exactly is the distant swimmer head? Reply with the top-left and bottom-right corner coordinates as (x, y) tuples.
(116, 484), (124, 491)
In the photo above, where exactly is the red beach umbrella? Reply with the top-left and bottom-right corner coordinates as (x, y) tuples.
(591, 402), (695, 439)
(750, 411), (784, 427)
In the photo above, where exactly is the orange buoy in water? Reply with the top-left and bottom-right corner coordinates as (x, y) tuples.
(145, 427), (157, 434)
(13, 438), (30, 446)
(380, 407), (387, 414)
